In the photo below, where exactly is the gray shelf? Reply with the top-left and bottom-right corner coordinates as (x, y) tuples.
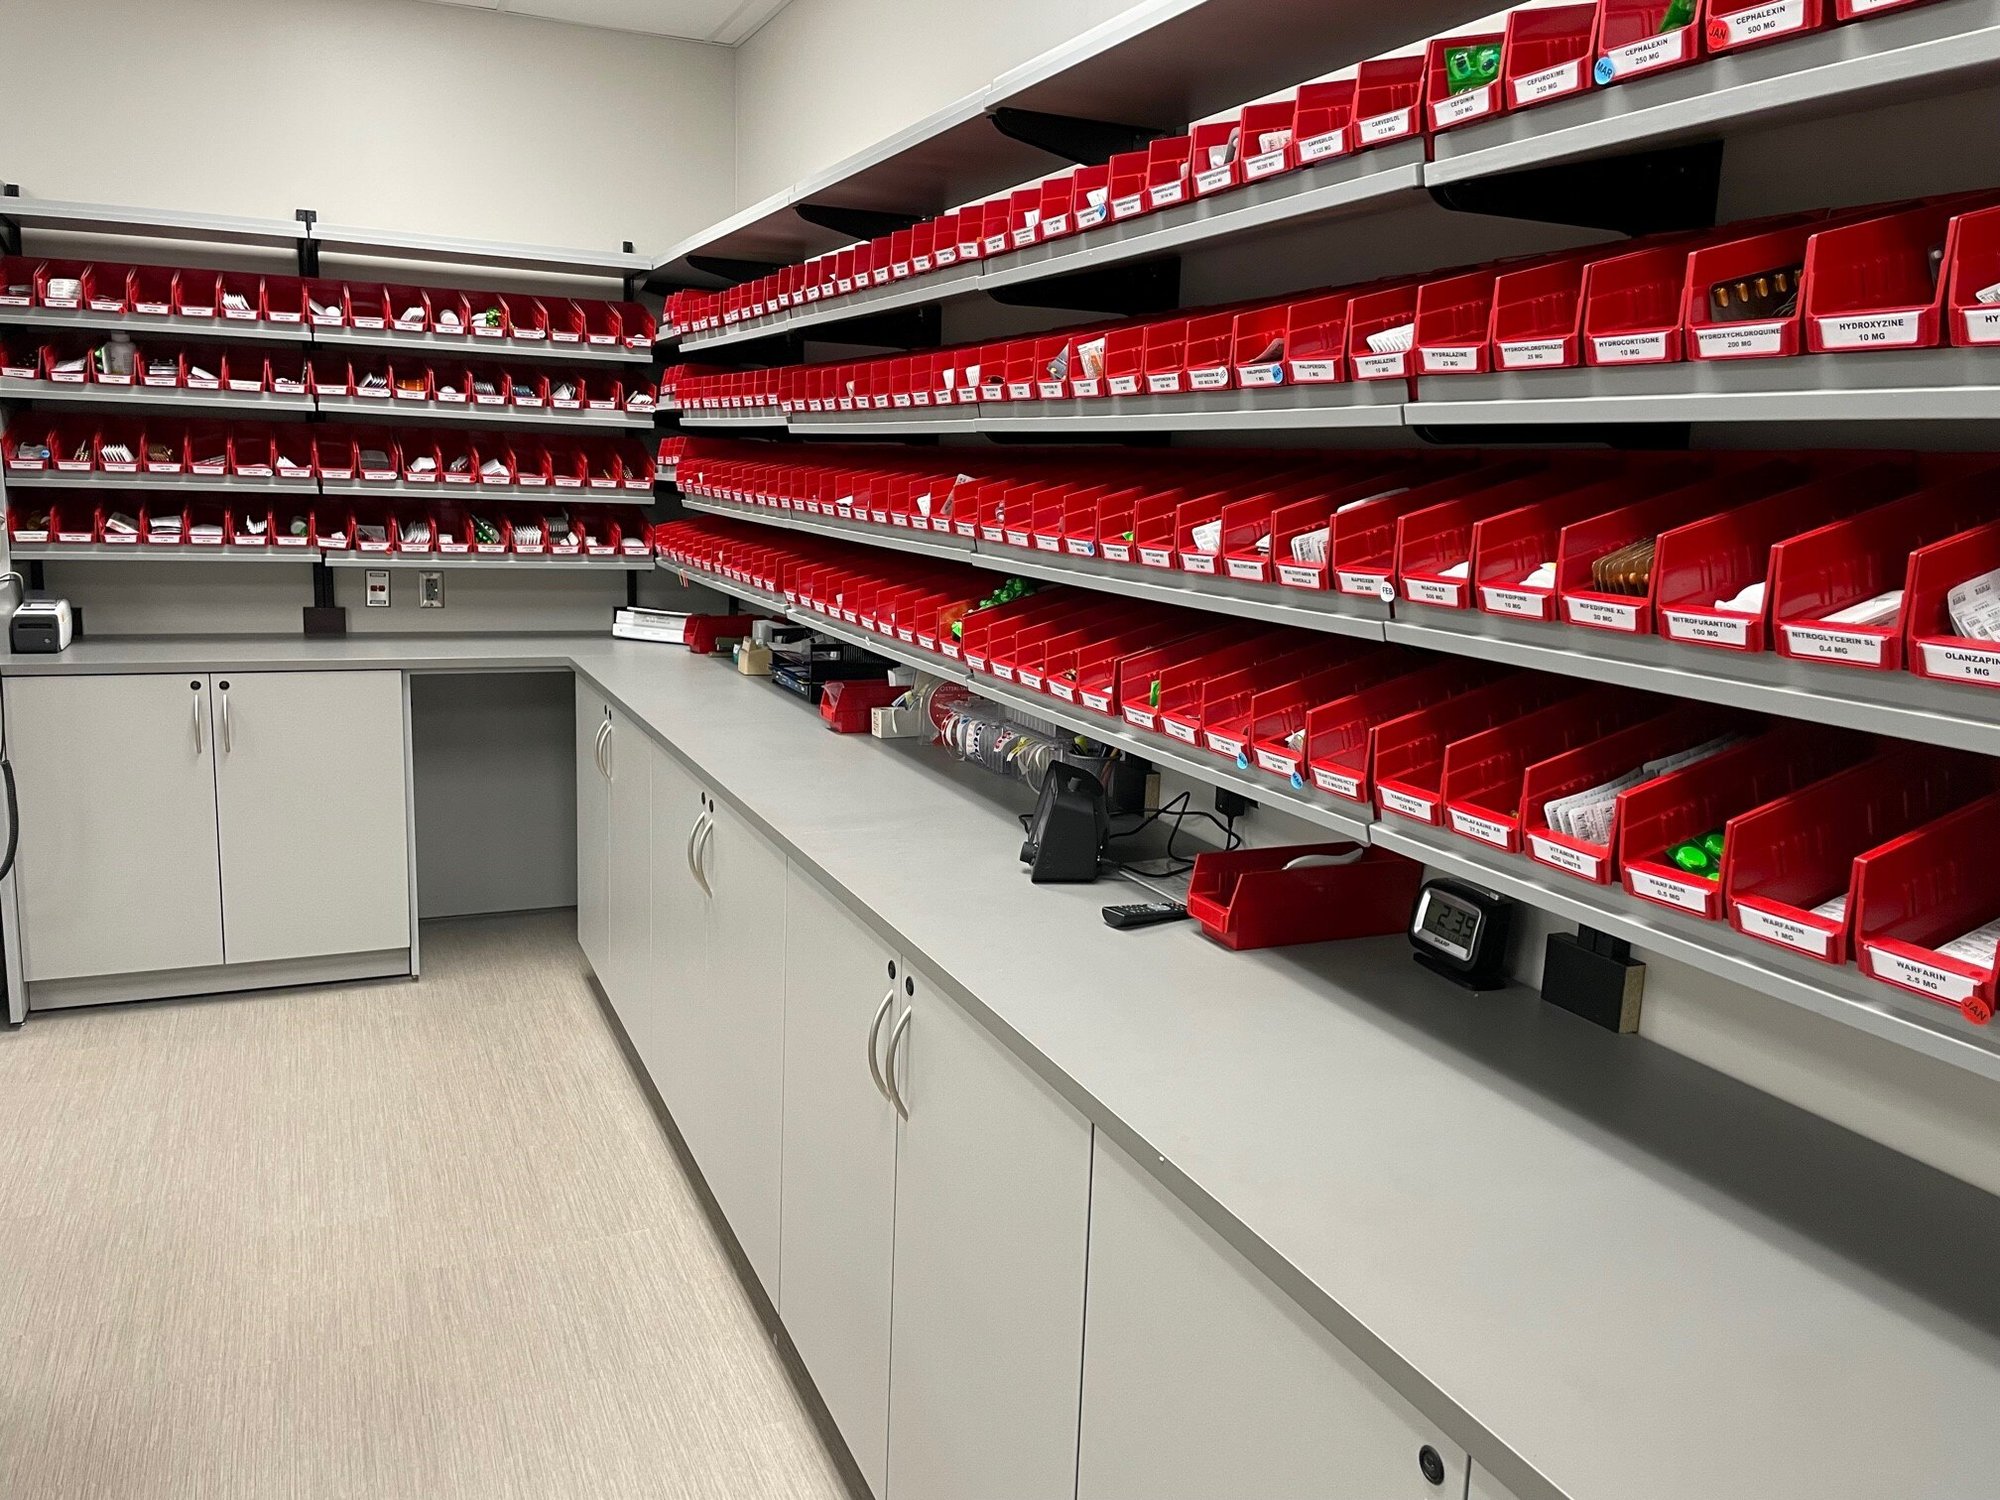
(658, 559), (791, 615)
(681, 495), (1392, 639)
(1386, 607), (2000, 758)
(683, 261), (986, 353)
(679, 408), (798, 430)
(789, 602), (971, 680)
(0, 196), (305, 249)
(1412, 349), (2000, 426)
(0, 378), (313, 416)
(3, 469), (319, 497)
(9, 541), (315, 564)
(323, 552), (651, 572)
(319, 477), (652, 506)
(0, 305), (311, 345)
(1371, 820), (2000, 1085)
(314, 393), (650, 431)
(308, 223), (649, 279)
(312, 324), (652, 366)
(1431, 0), (2000, 185)
(973, 382), (1408, 434)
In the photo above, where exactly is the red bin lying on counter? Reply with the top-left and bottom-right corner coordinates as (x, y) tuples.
(1187, 842), (1425, 951)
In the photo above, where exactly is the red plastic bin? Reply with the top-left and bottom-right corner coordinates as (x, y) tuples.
(1705, 0), (1828, 55)
(1904, 516), (2000, 689)
(1353, 53), (1426, 148)
(1440, 689), (1658, 851)
(1683, 220), (1827, 361)
(1853, 792), (2000, 1025)
(1595, 0), (1703, 83)
(1188, 843), (1425, 950)
(1425, 29), (1508, 133)
(1371, 674), (1583, 824)
(1505, 3), (1600, 110)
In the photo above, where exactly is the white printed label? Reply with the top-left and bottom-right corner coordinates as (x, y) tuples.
(1277, 563), (1321, 589)
(1066, 539), (1097, 557)
(1591, 331), (1669, 364)
(1566, 594), (1642, 631)
(1244, 148), (1289, 179)
(1147, 372), (1183, 393)
(1255, 749), (1299, 776)
(1181, 553), (1218, 575)
(1353, 352), (1407, 379)
(1163, 721), (1200, 745)
(1379, 787), (1437, 822)
(1712, 0), (1804, 46)
(1315, 767), (1363, 799)
(1422, 346), (1481, 373)
(1289, 358), (1341, 383)
(1113, 195), (1145, 219)
(1297, 129), (1345, 162)
(1206, 732), (1246, 757)
(1481, 586), (1549, 618)
(1034, 535), (1061, 552)
(1735, 903), (1836, 958)
(1403, 577), (1465, 607)
(1781, 624), (1887, 666)
(1867, 947), (1979, 1003)
(1628, 867), (1713, 914)
(1138, 545), (1176, 568)
(1076, 205), (1107, 230)
(1816, 311), (1922, 350)
(1919, 641), (2000, 684)
(1449, 809), (1513, 847)
(1082, 691), (1112, 712)
(1432, 86), (1493, 127)
(1663, 609), (1752, 647)
(1185, 366), (1227, 391)
(1603, 29), (1686, 78)
(1514, 60), (1581, 104)
(1963, 307), (2000, 344)
(1101, 542), (1132, 562)
(1696, 321), (1786, 358)
(1338, 569), (1388, 597)
(1237, 363), (1284, 387)
(1358, 109), (1412, 144)
(1044, 214), (1070, 236)
(1226, 558), (1267, 581)
(1050, 682), (1077, 702)
(1499, 338), (1568, 369)
(1150, 181), (1187, 207)
(1124, 706), (1156, 729)
(1195, 165), (1236, 194)
(1529, 836), (1603, 881)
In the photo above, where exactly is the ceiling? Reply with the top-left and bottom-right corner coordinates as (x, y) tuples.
(417, 0), (794, 45)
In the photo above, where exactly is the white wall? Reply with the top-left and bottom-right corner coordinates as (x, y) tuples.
(4, 0), (737, 257)
(732, 0), (1146, 206)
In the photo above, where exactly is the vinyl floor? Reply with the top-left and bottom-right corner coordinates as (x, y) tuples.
(0, 910), (852, 1500)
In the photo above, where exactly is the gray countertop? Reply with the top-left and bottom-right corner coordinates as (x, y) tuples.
(8, 633), (1999, 1500)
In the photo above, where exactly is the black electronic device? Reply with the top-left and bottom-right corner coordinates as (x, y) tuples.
(1019, 762), (1108, 884)
(1409, 877), (1513, 990)
(1102, 901), (1189, 930)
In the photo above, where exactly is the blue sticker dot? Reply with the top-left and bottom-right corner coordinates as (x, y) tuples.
(1290, 772), (1305, 790)
(1236, 752), (1251, 771)
(1593, 56), (1617, 85)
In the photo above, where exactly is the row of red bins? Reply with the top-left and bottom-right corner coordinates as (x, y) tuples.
(8, 501), (649, 557)
(0, 258), (653, 346)
(665, 0), (1941, 335)
(663, 190), (2000, 415)
(3, 418), (656, 491)
(676, 442), (2000, 692)
(653, 514), (2000, 1024)
(1, 338), (650, 411)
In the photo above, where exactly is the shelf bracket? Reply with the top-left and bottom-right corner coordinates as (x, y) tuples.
(621, 243), (641, 302)
(1410, 420), (1692, 452)
(0, 183), (20, 258)
(1428, 141), (1722, 237)
(295, 208), (319, 278)
(687, 254), (785, 286)
(987, 256), (1180, 317)
(304, 560), (346, 637)
(988, 107), (1166, 167)
(794, 203), (926, 242)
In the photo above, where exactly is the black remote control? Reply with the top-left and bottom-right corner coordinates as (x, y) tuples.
(1102, 901), (1190, 930)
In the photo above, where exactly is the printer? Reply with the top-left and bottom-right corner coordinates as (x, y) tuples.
(11, 599), (73, 653)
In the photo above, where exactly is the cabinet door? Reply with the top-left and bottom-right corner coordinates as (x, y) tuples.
(575, 686), (610, 978)
(212, 670), (411, 964)
(779, 863), (902, 1496)
(679, 795), (786, 1295)
(645, 744), (709, 1106)
(1076, 1134), (1469, 1500)
(3, 674), (224, 981)
(887, 975), (1093, 1500)
(601, 707), (652, 1020)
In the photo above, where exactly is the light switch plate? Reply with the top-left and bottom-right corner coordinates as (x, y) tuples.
(365, 570), (390, 607)
(420, 571), (444, 608)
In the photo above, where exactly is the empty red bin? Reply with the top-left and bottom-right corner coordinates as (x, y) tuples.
(1519, 705), (1744, 884)
(1583, 235), (1706, 366)
(1946, 204), (2000, 346)
(1293, 79), (1359, 165)
(1705, 0), (1827, 55)
(1372, 673), (1583, 825)
(1145, 136), (1196, 209)
(1440, 689), (1663, 852)
(1241, 653), (1418, 782)
(1425, 29), (1509, 133)
(1652, 465), (1913, 651)
(1285, 292), (1357, 384)
(1188, 843), (1425, 950)
(1108, 151), (1152, 222)
(1505, 3), (1600, 110)
(1180, 638), (1362, 754)
(1802, 199), (1973, 353)
(1770, 472), (2000, 671)
(1353, 53), (1426, 148)
(1331, 463), (1526, 601)
(1127, 631), (1290, 739)
(1415, 265), (1503, 375)
(1492, 254), (1589, 370)
(1595, 0), (1703, 84)
(1400, 468), (1603, 609)
(1617, 723), (1871, 921)
(1078, 623), (1242, 716)
(1854, 792), (2000, 1025)
(1728, 746), (1995, 966)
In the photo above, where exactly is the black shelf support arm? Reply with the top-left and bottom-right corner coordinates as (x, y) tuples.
(988, 108), (1167, 166)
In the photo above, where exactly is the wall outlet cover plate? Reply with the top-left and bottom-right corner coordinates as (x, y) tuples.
(365, 570), (390, 607)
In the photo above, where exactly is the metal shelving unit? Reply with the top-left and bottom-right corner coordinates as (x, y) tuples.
(682, 497), (974, 560)
(322, 552), (651, 572)
(312, 325), (651, 366)
(3, 470), (317, 496)
(975, 384), (1408, 435)
(0, 306), (311, 346)
(315, 394), (651, 431)
(679, 408), (799, 431)
(0, 197), (306, 249)
(308, 223), (650, 279)
(9, 541), (317, 563)
(321, 478), (652, 506)
(0, 378), (314, 416)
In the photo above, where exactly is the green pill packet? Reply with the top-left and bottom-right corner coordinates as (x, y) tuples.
(1444, 43), (1503, 95)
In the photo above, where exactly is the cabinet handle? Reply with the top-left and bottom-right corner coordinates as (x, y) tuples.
(220, 684), (232, 754)
(866, 987), (897, 1105)
(598, 718), (611, 779)
(885, 1007), (912, 1121)
(592, 719), (604, 778)
(693, 815), (716, 896)
(191, 684), (204, 755)
(602, 719), (613, 781)
(684, 811), (707, 883)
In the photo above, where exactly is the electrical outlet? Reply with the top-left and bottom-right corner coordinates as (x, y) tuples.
(420, 571), (444, 608)
(365, 570), (390, 607)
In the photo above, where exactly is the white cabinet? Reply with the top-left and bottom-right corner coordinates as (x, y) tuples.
(211, 670), (410, 965)
(1469, 1468), (1525, 1500)
(778, 862), (902, 1497)
(645, 751), (785, 1296)
(602, 706), (652, 1023)
(886, 975), (1094, 1500)
(1076, 1134), (1469, 1500)
(5, 673), (225, 981)
(4, 669), (410, 997)
(575, 686), (610, 979)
